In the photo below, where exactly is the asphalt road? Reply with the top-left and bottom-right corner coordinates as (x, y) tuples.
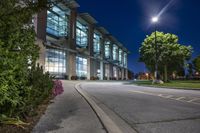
(80, 81), (200, 133)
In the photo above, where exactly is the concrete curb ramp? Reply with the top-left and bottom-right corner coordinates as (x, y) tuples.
(75, 83), (137, 133)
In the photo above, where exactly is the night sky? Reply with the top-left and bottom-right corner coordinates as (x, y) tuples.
(76, 0), (200, 73)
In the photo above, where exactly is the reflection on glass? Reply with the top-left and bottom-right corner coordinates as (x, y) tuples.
(93, 33), (101, 54)
(47, 6), (68, 37)
(45, 48), (66, 74)
(104, 41), (110, 58)
(76, 21), (88, 47)
(76, 56), (87, 77)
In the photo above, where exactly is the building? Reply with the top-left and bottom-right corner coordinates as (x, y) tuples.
(33, 0), (130, 80)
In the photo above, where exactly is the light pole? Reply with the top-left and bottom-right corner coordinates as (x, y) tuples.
(151, 16), (159, 81)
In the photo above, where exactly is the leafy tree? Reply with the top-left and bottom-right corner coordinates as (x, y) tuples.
(193, 55), (200, 72)
(139, 31), (192, 82)
(0, 0), (52, 119)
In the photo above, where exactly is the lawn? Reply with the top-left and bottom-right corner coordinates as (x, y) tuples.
(132, 80), (200, 90)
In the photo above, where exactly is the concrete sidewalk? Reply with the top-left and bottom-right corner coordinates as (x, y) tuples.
(32, 81), (106, 133)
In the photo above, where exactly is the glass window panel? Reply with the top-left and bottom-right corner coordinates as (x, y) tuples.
(76, 21), (88, 47)
(76, 56), (87, 77)
(47, 6), (68, 37)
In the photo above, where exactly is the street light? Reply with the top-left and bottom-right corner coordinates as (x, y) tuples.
(151, 16), (159, 82)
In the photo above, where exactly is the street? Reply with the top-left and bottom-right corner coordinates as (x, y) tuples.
(80, 81), (200, 133)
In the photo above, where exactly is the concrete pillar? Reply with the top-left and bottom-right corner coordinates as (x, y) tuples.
(36, 40), (46, 69)
(69, 8), (77, 50)
(109, 64), (113, 80)
(68, 53), (76, 79)
(100, 61), (104, 80)
(35, 10), (47, 41)
(122, 68), (125, 80)
(87, 24), (95, 80)
(68, 8), (77, 80)
(125, 69), (128, 80)
(100, 37), (105, 80)
(35, 9), (47, 69)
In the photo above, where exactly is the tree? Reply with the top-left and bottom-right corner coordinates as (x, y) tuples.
(139, 31), (192, 82)
(0, 0), (51, 118)
(193, 55), (200, 72)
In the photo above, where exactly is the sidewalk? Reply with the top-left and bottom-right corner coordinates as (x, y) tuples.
(32, 81), (106, 133)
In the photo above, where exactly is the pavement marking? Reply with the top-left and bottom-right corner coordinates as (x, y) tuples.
(188, 98), (200, 103)
(176, 97), (185, 100)
(129, 90), (200, 106)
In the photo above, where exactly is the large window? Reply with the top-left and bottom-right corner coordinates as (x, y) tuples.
(124, 52), (127, 68)
(47, 6), (68, 37)
(104, 41), (110, 58)
(76, 56), (87, 77)
(113, 44), (118, 61)
(119, 49), (123, 65)
(93, 33), (101, 54)
(45, 48), (66, 75)
(76, 21), (88, 48)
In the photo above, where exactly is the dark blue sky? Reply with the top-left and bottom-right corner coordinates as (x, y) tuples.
(76, 0), (200, 73)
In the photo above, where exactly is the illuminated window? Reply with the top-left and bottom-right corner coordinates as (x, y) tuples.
(76, 56), (87, 77)
(124, 52), (127, 68)
(93, 33), (101, 54)
(47, 6), (68, 37)
(45, 48), (66, 75)
(113, 45), (118, 61)
(76, 21), (88, 48)
(104, 41), (110, 58)
(119, 49), (123, 65)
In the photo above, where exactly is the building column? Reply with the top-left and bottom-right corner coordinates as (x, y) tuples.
(87, 24), (95, 80)
(35, 9), (47, 69)
(100, 61), (104, 80)
(125, 69), (128, 80)
(68, 53), (76, 80)
(68, 8), (77, 80)
(122, 68), (125, 80)
(109, 64), (113, 80)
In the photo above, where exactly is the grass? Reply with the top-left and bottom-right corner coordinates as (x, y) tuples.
(132, 80), (200, 90)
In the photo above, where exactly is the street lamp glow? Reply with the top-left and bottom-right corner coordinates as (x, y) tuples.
(152, 17), (159, 23)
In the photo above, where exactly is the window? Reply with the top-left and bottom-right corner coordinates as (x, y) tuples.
(119, 49), (123, 65)
(104, 41), (110, 58)
(76, 56), (87, 77)
(45, 48), (66, 74)
(113, 45), (118, 61)
(76, 21), (88, 48)
(124, 52), (127, 68)
(47, 6), (68, 37)
(93, 33), (101, 54)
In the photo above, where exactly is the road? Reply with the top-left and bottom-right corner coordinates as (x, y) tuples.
(80, 81), (200, 133)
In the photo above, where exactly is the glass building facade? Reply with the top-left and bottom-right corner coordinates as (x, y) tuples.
(119, 49), (123, 65)
(76, 21), (88, 48)
(113, 44), (118, 61)
(124, 53), (127, 68)
(93, 33), (101, 54)
(104, 41), (110, 59)
(76, 56), (87, 78)
(47, 6), (68, 37)
(45, 48), (66, 75)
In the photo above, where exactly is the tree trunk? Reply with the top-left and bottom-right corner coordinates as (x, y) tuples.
(164, 65), (168, 82)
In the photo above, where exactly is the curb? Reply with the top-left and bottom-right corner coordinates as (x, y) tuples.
(75, 83), (137, 133)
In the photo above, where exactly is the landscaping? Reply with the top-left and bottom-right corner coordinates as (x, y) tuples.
(132, 80), (200, 89)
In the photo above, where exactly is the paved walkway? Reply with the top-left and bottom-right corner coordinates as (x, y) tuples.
(32, 81), (106, 133)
